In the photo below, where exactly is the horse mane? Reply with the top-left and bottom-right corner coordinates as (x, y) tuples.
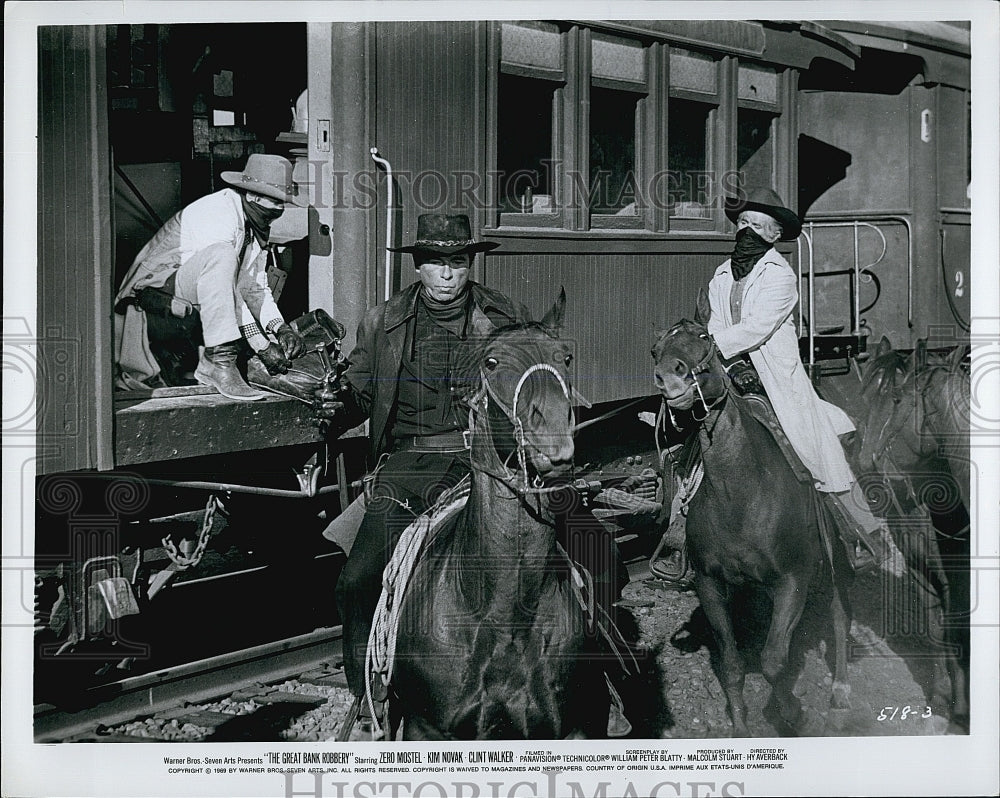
(861, 348), (909, 396)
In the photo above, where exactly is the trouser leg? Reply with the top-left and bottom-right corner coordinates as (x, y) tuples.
(174, 242), (241, 347)
(336, 495), (421, 697)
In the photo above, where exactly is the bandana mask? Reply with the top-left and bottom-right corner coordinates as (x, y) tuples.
(243, 195), (285, 242)
(730, 227), (772, 281)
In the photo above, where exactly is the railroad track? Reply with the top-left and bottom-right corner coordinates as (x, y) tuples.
(35, 627), (349, 743)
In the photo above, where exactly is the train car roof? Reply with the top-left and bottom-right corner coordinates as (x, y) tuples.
(822, 21), (970, 57)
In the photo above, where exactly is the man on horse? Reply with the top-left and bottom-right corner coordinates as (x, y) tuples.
(700, 186), (889, 571)
(312, 213), (532, 717)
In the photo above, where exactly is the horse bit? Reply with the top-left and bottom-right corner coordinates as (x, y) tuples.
(660, 328), (724, 432)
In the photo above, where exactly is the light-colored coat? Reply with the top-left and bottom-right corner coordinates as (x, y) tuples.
(707, 248), (855, 492)
(113, 188), (283, 387)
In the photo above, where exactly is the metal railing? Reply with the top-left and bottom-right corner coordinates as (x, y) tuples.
(796, 215), (912, 373)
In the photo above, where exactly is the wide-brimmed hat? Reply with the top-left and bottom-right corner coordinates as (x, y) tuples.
(724, 186), (801, 241)
(388, 214), (500, 257)
(221, 154), (296, 203)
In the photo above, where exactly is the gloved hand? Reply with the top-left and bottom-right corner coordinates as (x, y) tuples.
(257, 343), (290, 375)
(275, 323), (305, 360)
(312, 382), (345, 421)
(728, 361), (763, 395)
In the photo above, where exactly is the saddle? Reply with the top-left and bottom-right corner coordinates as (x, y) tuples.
(737, 393), (814, 485)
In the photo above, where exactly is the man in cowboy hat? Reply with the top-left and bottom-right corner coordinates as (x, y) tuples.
(701, 186), (888, 569)
(313, 213), (532, 713)
(114, 153), (305, 400)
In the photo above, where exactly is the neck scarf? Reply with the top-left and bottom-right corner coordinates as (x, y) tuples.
(242, 195), (284, 244)
(420, 287), (472, 338)
(730, 227), (772, 281)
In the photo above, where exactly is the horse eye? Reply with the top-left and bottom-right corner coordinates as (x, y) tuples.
(563, 353), (573, 367)
(485, 356), (499, 371)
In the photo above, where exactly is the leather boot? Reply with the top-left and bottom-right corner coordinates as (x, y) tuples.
(195, 342), (267, 401)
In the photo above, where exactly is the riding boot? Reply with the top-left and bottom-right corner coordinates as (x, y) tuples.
(195, 342), (267, 401)
(825, 492), (892, 573)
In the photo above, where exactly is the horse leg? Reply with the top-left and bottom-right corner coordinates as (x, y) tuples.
(761, 574), (809, 731)
(829, 573), (852, 710)
(696, 574), (750, 736)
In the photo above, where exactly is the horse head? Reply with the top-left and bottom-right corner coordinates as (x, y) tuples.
(458, 291), (576, 481)
(651, 319), (726, 417)
(856, 339), (916, 468)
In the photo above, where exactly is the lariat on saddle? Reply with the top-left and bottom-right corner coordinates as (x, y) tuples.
(364, 476), (473, 739)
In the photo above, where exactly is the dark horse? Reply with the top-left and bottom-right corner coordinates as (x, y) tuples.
(382, 293), (618, 739)
(651, 319), (852, 736)
(850, 337), (970, 726)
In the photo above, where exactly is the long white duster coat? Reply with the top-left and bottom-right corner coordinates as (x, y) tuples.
(707, 248), (855, 493)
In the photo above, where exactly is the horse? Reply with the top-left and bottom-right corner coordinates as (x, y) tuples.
(849, 337), (971, 726)
(380, 292), (628, 740)
(651, 318), (853, 736)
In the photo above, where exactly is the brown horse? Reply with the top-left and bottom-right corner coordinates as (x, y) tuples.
(382, 293), (621, 739)
(651, 319), (853, 736)
(850, 337), (970, 726)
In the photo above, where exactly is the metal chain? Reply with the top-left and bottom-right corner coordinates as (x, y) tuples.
(161, 494), (221, 569)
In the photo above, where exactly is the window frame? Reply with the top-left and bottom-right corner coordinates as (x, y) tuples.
(486, 22), (796, 237)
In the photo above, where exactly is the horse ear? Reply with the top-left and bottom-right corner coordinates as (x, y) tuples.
(874, 336), (893, 358)
(694, 288), (711, 326)
(540, 287), (567, 332)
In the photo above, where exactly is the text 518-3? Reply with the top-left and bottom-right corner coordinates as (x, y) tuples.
(877, 706), (932, 721)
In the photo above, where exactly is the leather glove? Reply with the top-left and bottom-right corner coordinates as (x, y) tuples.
(312, 382), (345, 421)
(257, 343), (290, 375)
(275, 323), (305, 360)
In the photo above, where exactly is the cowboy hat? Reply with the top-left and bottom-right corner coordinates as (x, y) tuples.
(724, 186), (801, 241)
(388, 214), (500, 257)
(221, 153), (296, 203)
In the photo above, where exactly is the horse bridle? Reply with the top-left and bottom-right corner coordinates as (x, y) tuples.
(467, 360), (575, 495)
(657, 326), (725, 432)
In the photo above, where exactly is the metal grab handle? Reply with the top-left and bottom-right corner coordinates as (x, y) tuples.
(370, 148), (394, 302)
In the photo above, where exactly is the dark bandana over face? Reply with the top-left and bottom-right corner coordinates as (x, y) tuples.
(242, 195), (284, 243)
(730, 227), (772, 280)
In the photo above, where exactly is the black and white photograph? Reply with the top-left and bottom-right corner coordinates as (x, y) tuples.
(4, 2), (999, 797)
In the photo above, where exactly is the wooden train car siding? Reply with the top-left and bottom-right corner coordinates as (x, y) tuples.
(488, 250), (728, 403)
(37, 26), (114, 474)
(371, 21), (487, 303)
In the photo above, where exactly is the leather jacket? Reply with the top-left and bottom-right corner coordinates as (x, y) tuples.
(332, 281), (530, 460)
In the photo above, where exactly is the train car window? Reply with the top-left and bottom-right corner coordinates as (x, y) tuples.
(589, 87), (641, 217)
(668, 98), (715, 219)
(737, 108), (777, 191)
(496, 73), (559, 215)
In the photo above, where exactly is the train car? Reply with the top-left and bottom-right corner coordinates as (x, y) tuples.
(30, 19), (970, 686)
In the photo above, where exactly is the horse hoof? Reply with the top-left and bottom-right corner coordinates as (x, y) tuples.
(831, 680), (852, 710)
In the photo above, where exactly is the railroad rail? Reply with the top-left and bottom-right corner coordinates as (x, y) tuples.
(35, 627), (344, 743)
